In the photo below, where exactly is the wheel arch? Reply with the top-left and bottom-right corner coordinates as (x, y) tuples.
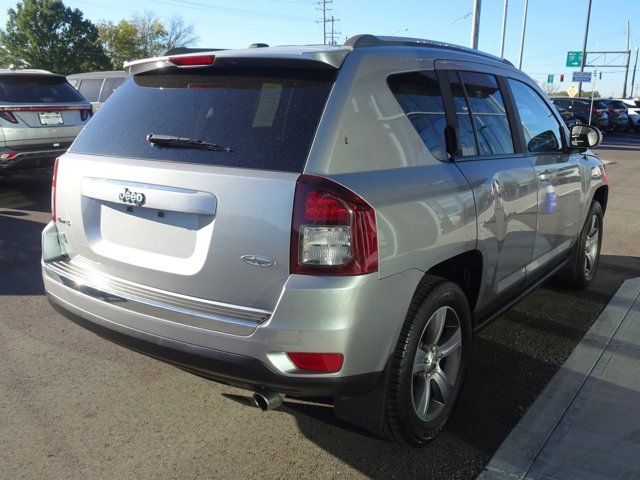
(417, 250), (483, 314)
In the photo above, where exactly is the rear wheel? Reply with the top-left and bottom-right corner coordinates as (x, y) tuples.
(559, 201), (603, 290)
(383, 277), (471, 446)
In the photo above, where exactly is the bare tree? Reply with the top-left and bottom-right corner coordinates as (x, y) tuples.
(541, 82), (560, 96)
(164, 14), (199, 51)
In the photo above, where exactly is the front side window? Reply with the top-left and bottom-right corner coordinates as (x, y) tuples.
(508, 79), (563, 153)
(387, 71), (447, 161)
(459, 72), (514, 156)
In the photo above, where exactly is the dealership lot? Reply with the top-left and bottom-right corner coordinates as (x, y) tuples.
(1, 133), (639, 480)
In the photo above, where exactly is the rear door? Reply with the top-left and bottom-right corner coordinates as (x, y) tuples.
(505, 78), (582, 277)
(56, 65), (336, 311)
(435, 62), (538, 317)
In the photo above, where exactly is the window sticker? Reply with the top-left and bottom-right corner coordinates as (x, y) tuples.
(252, 83), (282, 127)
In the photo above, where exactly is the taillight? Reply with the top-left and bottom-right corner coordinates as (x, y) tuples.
(80, 109), (91, 121)
(169, 55), (215, 67)
(0, 111), (18, 124)
(290, 174), (378, 276)
(51, 157), (59, 223)
(287, 352), (344, 373)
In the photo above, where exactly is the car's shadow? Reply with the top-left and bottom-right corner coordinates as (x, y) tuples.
(227, 253), (640, 479)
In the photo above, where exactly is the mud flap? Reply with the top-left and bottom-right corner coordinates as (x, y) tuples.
(333, 361), (390, 435)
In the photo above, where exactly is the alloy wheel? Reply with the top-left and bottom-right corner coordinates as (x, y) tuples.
(411, 306), (463, 422)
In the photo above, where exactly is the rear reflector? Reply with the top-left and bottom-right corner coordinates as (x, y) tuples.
(0, 151), (17, 160)
(80, 109), (91, 121)
(51, 158), (59, 223)
(287, 352), (344, 373)
(169, 55), (215, 67)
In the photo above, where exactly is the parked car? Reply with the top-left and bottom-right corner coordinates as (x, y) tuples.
(42, 35), (608, 446)
(554, 104), (579, 129)
(601, 99), (630, 131)
(67, 71), (128, 113)
(614, 98), (640, 131)
(0, 67), (91, 176)
(550, 97), (609, 129)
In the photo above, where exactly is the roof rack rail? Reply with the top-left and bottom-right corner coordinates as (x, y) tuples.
(344, 34), (514, 67)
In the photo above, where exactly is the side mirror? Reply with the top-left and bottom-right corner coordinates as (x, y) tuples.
(570, 124), (602, 149)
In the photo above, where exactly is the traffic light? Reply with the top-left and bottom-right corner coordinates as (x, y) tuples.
(560, 74), (564, 82)
(599, 72), (602, 80)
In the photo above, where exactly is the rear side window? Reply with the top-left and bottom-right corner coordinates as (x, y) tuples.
(70, 68), (336, 172)
(508, 79), (563, 153)
(78, 79), (103, 102)
(99, 77), (126, 102)
(387, 71), (447, 161)
(459, 72), (514, 155)
(0, 75), (85, 103)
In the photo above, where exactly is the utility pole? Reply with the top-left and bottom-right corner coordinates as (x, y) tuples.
(623, 21), (631, 98)
(578, 0), (593, 97)
(499, 0), (508, 58)
(328, 16), (341, 45)
(631, 47), (639, 99)
(470, 0), (481, 49)
(316, 0), (333, 45)
(517, 0), (529, 69)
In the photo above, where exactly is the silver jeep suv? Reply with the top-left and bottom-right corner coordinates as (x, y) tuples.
(0, 68), (91, 176)
(42, 35), (608, 446)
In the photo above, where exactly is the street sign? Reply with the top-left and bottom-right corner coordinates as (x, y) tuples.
(572, 71), (592, 83)
(547, 74), (554, 83)
(567, 85), (579, 97)
(566, 51), (583, 67)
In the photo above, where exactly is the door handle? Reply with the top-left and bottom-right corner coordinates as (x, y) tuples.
(538, 172), (553, 181)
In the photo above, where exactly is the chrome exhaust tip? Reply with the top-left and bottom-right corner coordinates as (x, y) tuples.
(253, 390), (284, 411)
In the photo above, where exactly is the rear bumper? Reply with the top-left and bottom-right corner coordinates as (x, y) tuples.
(47, 293), (381, 397)
(0, 141), (73, 173)
(42, 222), (421, 398)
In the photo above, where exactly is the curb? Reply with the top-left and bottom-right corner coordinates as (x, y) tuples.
(477, 277), (640, 479)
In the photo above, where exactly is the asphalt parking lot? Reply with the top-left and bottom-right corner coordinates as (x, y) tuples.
(1, 133), (639, 480)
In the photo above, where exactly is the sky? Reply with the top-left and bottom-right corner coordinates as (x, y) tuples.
(1, 0), (639, 97)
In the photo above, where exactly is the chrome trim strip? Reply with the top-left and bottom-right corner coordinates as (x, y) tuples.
(43, 256), (271, 336)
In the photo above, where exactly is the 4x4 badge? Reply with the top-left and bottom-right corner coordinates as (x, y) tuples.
(241, 255), (276, 267)
(119, 187), (146, 206)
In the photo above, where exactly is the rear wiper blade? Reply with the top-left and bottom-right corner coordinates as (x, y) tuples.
(146, 133), (232, 152)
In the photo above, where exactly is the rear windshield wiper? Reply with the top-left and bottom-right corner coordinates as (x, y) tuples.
(146, 134), (232, 153)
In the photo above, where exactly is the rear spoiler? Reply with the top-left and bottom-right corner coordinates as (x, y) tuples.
(124, 46), (351, 75)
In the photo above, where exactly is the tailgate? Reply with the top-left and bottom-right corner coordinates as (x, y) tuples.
(55, 154), (297, 311)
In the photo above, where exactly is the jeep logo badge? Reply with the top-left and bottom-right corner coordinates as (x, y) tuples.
(119, 187), (146, 206)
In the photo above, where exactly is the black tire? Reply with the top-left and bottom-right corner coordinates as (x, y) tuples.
(558, 201), (603, 290)
(382, 276), (472, 446)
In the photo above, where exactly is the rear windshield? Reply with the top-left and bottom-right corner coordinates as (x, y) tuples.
(0, 74), (85, 103)
(70, 67), (336, 172)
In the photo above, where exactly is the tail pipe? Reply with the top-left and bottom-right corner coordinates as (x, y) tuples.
(253, 390), (285, 411)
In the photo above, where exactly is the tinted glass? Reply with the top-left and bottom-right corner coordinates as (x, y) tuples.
(447, 72), (477, 156)
(387, 71), (447, 161)
(460, 72), (514, 155)
(99, 77), (126, 102)
(553, 99), (570, 108)
(78, 79), (103, 102)
(70, 68), (336, 172)
(0, 75), (85, 103)
(508, 79), (563, 153)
